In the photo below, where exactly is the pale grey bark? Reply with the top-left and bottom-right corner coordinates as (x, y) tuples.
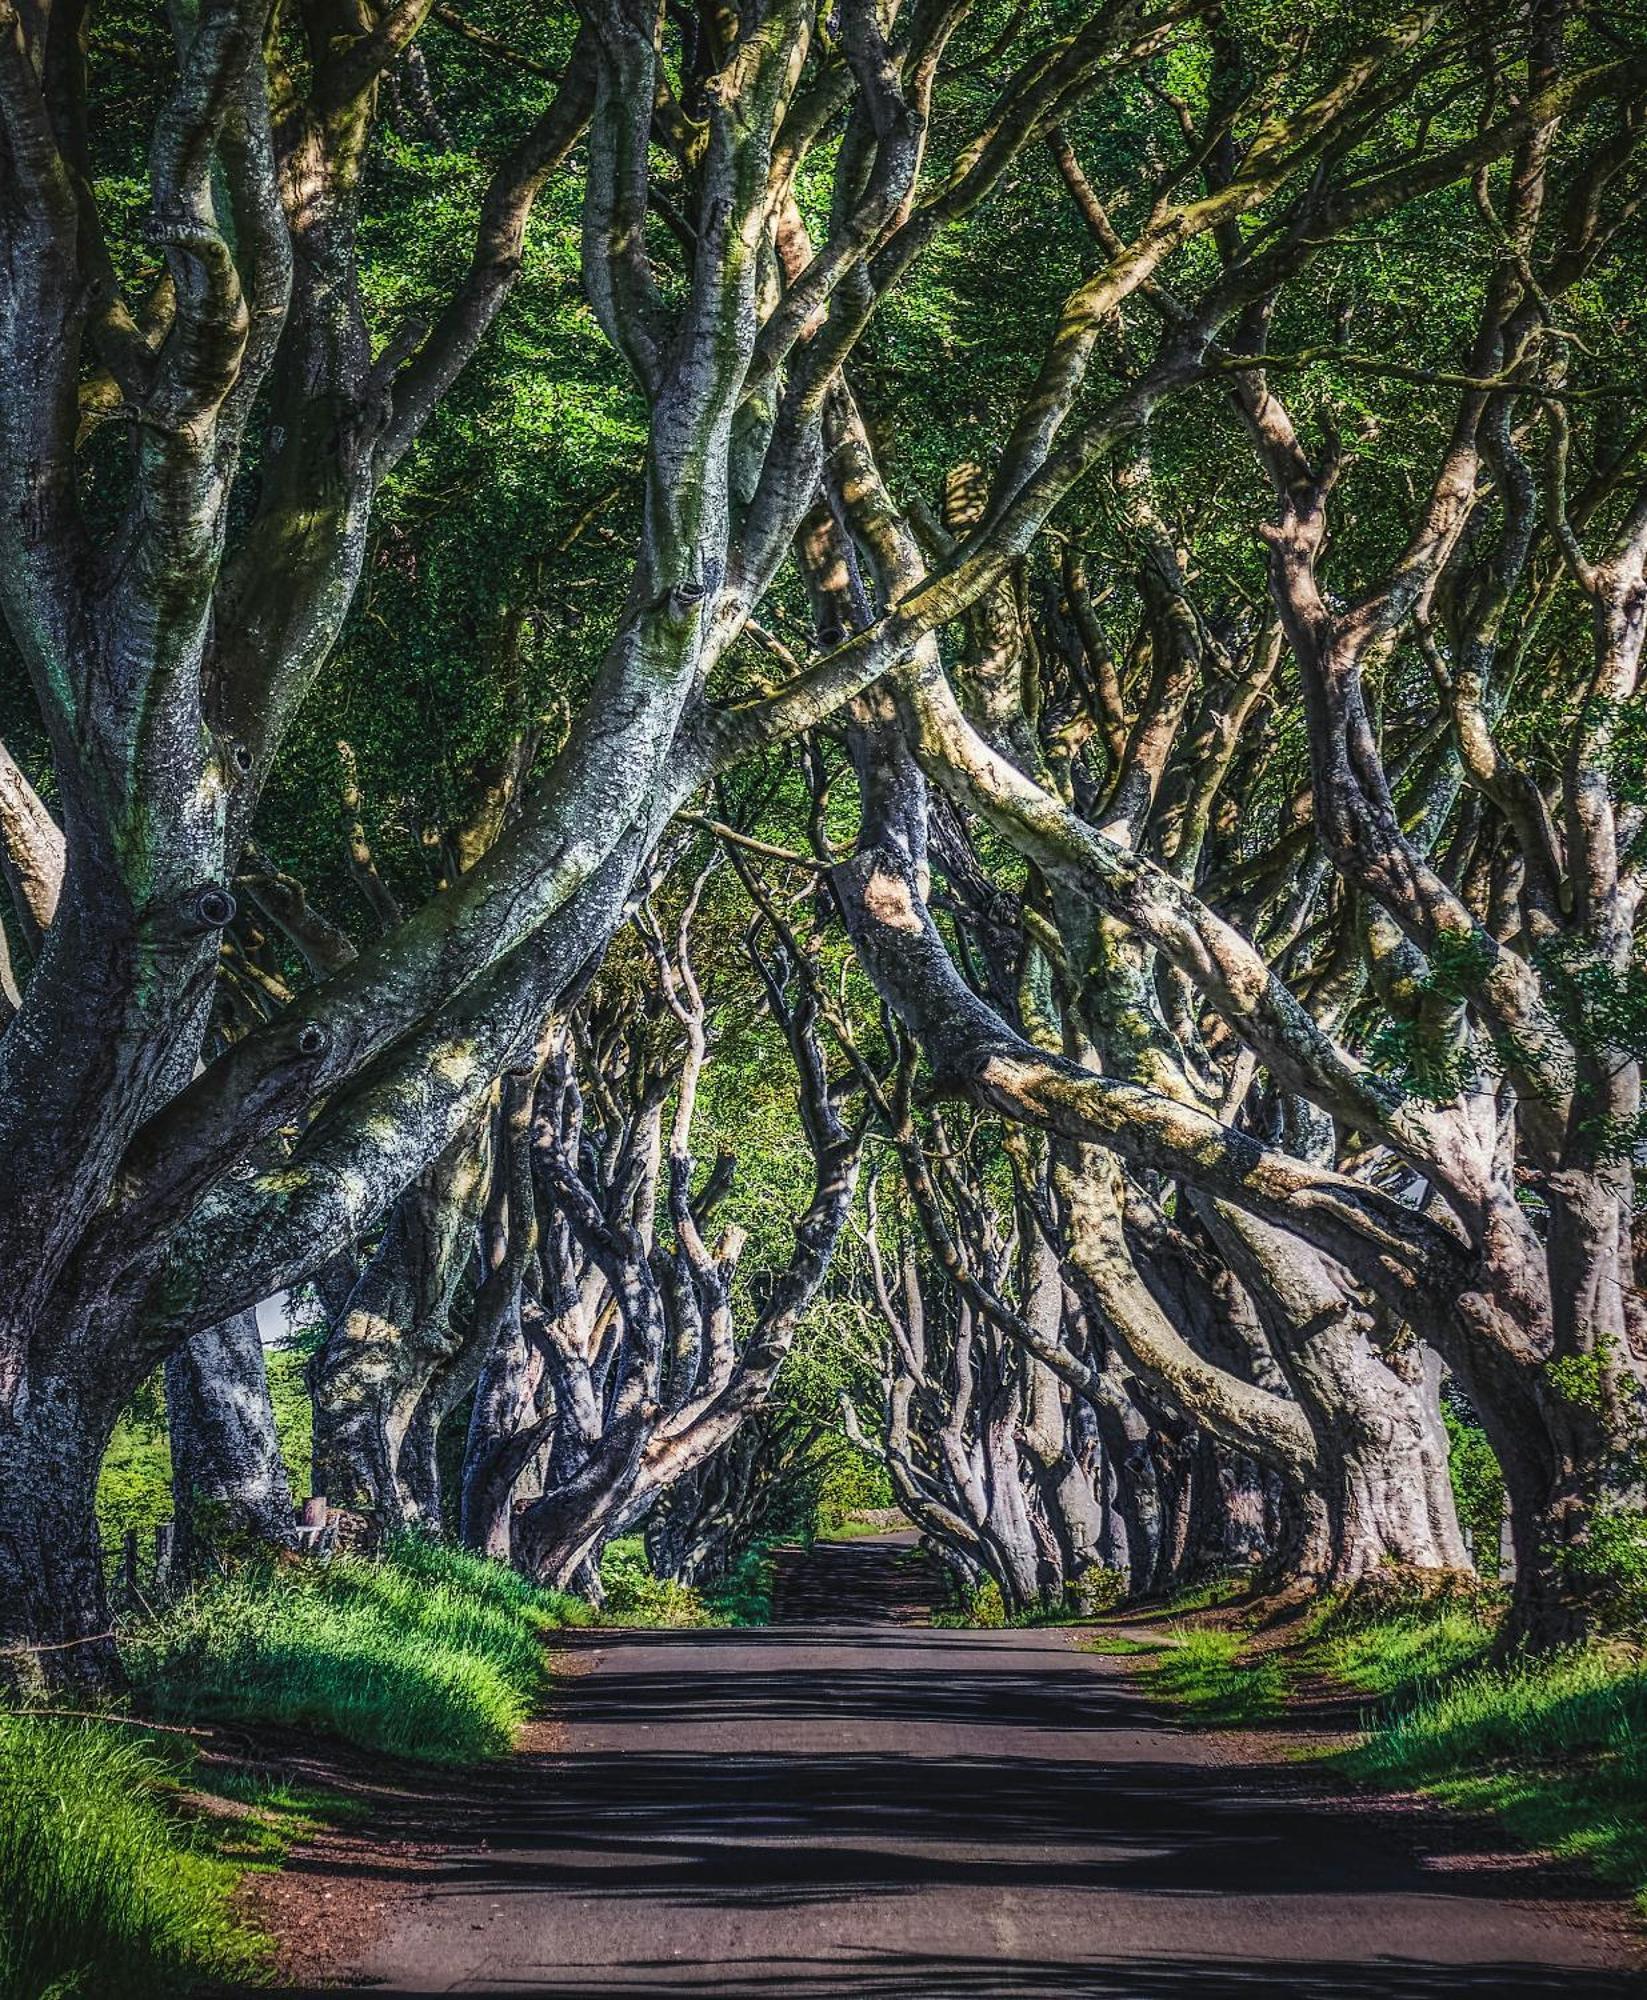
(166, 1308), (298, 1571)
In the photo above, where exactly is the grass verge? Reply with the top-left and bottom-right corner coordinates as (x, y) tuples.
(0, 1714), (264, 2000)
(1149, 1625), (1289, 1726)
(127, 1533), (592, 1764)
(1115, 1583), (1647, 1915)
(4, 1536), (592, 1993)
(1080, 1633), (1168, 1657)
(1313, 1597), (1647, 1914)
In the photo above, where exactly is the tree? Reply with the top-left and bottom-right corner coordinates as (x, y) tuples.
(2, 0), (1633, 1678)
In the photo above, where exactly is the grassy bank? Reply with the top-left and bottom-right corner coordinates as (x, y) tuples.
(0, 1714), (263, 2000)
(3, 1536), (590, 1996)
(1318, 1601), (1647, 1914)
(6, 1529), (788, 1995)
(1115, 1586), (1647, 1914)
(129, 1534), (592, 1763)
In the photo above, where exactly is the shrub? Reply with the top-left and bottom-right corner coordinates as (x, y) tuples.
(1560, 1503), (1647, 1633)
(0, 1716), (260, 1999)
(1069, 1566), (1128, 1617)
(815, 1448), (894, 1536)
(598, 1539), (715, 1626)
(701, 1545), (776, 1626)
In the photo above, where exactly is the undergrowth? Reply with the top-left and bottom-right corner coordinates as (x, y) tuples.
(702, 1544), (777, 1626)
(598, 1538), (718, 1626)
(597, 1536), (778, 1626)
(127, 1534), (591, 1764)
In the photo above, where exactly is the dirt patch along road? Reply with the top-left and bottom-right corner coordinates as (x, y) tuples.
(281, 1549), (1644, 1998)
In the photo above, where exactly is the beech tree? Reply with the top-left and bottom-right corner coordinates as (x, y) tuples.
(807, 7), (1647, 1644)
(2, 0), (1639, 1681)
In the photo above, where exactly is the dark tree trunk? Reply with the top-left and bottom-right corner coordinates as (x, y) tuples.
(460, 1310), (549, 1560)
(0, 1379), (121, 1693)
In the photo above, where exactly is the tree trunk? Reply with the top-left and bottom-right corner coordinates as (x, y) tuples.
(309, 1125), (491, 1522)
(1480, 1357), (1606, 1652)
(460, 1308), (549, 1560)
(515, 1415), (648, 1591)
(165, 1308), (298, 1574)
(0, 1378), (121, 1693)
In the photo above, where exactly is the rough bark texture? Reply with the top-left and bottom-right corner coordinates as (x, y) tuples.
(166, 1308), (299, 1572)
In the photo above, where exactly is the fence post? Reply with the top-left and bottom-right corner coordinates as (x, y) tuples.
(295, 1495), (329, 1555)
(122, 1528), (139, 1599)
(154, 1521), (174, 1584)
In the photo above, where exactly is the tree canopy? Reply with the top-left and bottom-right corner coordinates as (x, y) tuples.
(2, 0), (1646, 1680)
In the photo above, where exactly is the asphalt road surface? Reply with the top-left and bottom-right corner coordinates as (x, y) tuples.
(316, 1541), (1644, 1999)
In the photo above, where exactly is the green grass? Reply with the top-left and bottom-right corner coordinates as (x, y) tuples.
(597, 1537), (780, 1627)
(814, 1512), (906, 1542)
(1319, 1607), (1647, 1913)
(4, 1538), (599, 1995)
(598, 1538), (719, 1626)
(1080, 1633), (1168, 1656)
(1120, 1582), (1647, 1910)
(1160, 1572), (1253, 1616)
(1311, 1606), (1492, 1696)
(0, 1715), (264, 1999)
(931, 1566), (1130, 1630)
(126, 1534), (592, 1764)
(1149, 1625), (1289, 1726)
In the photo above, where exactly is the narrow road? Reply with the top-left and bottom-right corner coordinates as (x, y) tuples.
(312, 1541), (1642, 1998)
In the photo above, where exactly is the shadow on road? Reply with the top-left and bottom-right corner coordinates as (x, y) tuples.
(325, 1963), (1642, 1999)
(256, 1570), (1643, 1997)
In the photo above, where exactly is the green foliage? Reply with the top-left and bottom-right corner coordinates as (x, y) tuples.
(1559, 1505), (1647, 1635)
(0, 1716), (261, 2000)
(815, 1450), (895, 1537)
(595, 1537), (781, 1627)
(1069, 1567), (1129, 1617)
(597, 1539), (715, 1628)
(126, 1535), (589, 1763)
(97, 1345), (314, 1552)
(1150, 1626), (1289, 1727)
(1546, 1348), (1610, 1413)
(1442, 1394), (1505, 1569)
(1365, 929), (1499, 1103)
(701, 1546), (777, 1627)
(930, 1578), (1008, 1628)
(96, 1374), (173, 1549)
